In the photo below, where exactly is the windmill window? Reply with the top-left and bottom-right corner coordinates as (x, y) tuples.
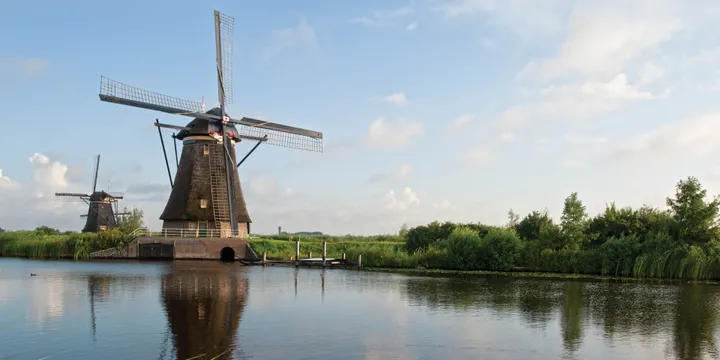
(200, 199), (208, 208)
(203, 144), (209, 155)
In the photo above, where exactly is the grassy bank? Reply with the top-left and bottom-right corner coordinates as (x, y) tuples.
(0, 229), (134, 259)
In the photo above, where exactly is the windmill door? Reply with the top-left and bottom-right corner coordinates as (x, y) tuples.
(199, 222), (208, 237)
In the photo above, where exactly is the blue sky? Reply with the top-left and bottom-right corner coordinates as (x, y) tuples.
(1, 0), (720, 234)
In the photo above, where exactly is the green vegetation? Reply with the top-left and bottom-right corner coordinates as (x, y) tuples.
(0, 228), (134, 259)
(376, 176), (720, 281)
(0, 207), (144, 259)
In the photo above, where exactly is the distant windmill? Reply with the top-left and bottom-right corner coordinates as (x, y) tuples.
(97, 10), (323, 238)
(55, 155), (129, 232)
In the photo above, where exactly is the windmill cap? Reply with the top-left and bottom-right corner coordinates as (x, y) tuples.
(175, 107), (241, 140)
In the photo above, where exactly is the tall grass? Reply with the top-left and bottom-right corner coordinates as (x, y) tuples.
(252, 233), (404, 243)
(0, 229), (134, 260)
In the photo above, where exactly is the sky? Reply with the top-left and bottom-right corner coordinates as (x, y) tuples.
(1, 0), (720, 235)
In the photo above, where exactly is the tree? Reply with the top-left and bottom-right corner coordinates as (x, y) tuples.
(0, 227), (5, 234)
(560, 192), (589, 250)
(507, 209), (520, 228)
(666, 177), (720, 244)
(35, 225), (59, 235)
(117, 207), (145, 234)
(399, 223), (409, 239)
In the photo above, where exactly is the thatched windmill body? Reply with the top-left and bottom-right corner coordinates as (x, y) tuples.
(98, 10), (323, 239)
(55, 155), (129, 232)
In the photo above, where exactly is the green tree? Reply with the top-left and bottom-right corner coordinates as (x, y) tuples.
(507, 208), (520, 228)
(0, 226), (5, 234)
(117, 207), (145, 234)
(398, 223), (409, 239)
(515, 210), (554, 241)
(34, 225), (59, 235)
(666, 176), (720, 244)
(560, 192), (589, 250)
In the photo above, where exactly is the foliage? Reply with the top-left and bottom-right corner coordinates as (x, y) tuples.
(666, 176), (720, 245)
(507, 209), (520, 228)
(444, 227), (483, 270)
(34, 226), (59, 236)
(406, 221), (457, 253)
(0, 227), (5, 234)
(0, 229), (134, 259)
(560, 192), (589, 250)
(255, 233), (404, 243)
(398, 223), (409, 239)
(117, 207), (145, 234)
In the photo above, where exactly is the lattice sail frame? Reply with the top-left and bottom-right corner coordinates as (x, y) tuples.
(100, 76), (203, 114)
(216, 11), (234, 106)
(99, 77), (323, 152)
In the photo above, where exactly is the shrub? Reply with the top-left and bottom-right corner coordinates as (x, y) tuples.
(478, 227), (523, 271)
(445, 226), (483, 270)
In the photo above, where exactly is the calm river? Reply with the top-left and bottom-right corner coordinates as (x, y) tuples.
(1, 258), (719, 360)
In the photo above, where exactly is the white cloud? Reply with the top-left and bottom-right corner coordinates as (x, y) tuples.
(517, 1), (682, 82)
(436, 0), (565, 37)
(0, 169), (15, 189)
(638, 62), (665, 85)
(611, 112), (720, 162)
(384, 187), (420, 211)
(29, 153), (71, 196)
(382, 92), (408, 106)
(369, 165), (412, 183)
(406, 22), (418, 31)
(500, 132), (515, 142)
(365, 117), (424, 149)
(684, 48), (720, 66)
(449, 113), (475, 131)
(564, 134), (608, 144)
(499, 74), (661, 131)
(263, 19), (317, 58)
(539, 74), (657, 100)
(374, 6), (414, 19)
(0, 153), (90, 231)
(284, 188), (296, 197)
(352, 6), (415, 28)
(351, 17), (389, 28)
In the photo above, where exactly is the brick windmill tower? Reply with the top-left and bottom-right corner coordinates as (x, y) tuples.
(97, 10), (323, 239)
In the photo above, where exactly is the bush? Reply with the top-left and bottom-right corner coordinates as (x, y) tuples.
(478, 227), (523, 271)
(445, 227), (483, 270)
(600, 235), (641, 276)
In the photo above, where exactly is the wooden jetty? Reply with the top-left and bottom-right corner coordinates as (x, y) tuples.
(242, 240), (363, 269)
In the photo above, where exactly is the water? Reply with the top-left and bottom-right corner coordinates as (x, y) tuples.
(0, 259), (719, 360)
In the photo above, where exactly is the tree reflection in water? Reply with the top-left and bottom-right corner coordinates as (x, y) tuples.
(158, 262), (249, 360)
(403, 276), (720, 360)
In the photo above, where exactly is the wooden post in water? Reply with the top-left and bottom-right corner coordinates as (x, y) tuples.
(358, 254), (362, 269)
(322, 241), (327, 266)
(295, 240), (300, 266)
(262, 252), (267, 266)
(342, 253), (346, 261)
(308, 252), (312, 259)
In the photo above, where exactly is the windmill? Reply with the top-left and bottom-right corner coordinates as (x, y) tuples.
(98, 10), (323, 239)
(55, 155), (129, 232)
